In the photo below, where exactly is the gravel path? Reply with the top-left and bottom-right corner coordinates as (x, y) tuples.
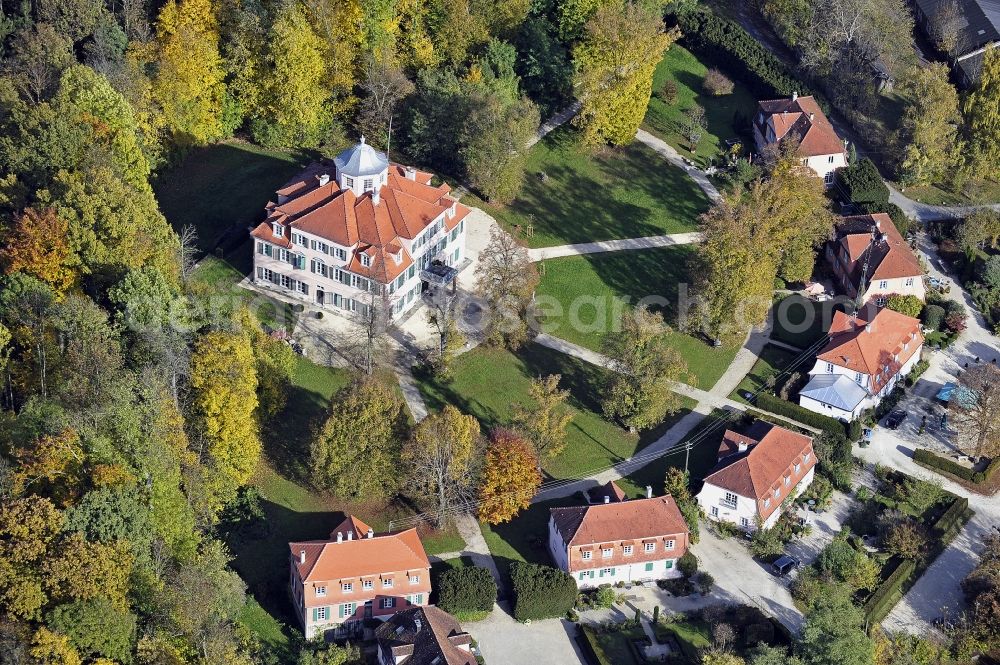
(635, 129), (722, 203)
(526, 232), (702, 262)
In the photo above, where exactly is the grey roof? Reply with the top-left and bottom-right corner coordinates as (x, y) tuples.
(915, 0), (1000, 55)
(799, 374), (868, 412)
(333, 138), (389, 178)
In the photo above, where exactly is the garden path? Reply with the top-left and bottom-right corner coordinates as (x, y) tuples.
(526, 232), (702, 262)
(635, 129), (722, 203)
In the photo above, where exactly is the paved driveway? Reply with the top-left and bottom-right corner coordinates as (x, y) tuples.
(473, 605), (586, 665)
(785, 490), (854, 565)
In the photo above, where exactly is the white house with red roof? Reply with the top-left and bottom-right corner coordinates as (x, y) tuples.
(696, 421), (816, 531)
(548, 486), (689, 588)
(251, 138), (471, 320)
(799, 307), (924, 421)
(753, 93), (847, 185)
(288, 515), (432, 639)
(826, 213), (925, 306)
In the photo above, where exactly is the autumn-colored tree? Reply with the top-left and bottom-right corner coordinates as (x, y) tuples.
(892, 64), (961, 186)
(696, 146), (833, 342)
(701, 652), (745, 665)
(30, 627), (82, 665)
(10, 428), (85, 507)
(512, 374), (573, 459)
(405, 406), (481, 525)
(963, 46), (1000, 178)
(462, 91), (539, 203)
(44, 533), (133, 610)
(950, 363), (1000, 458)
(573, 2), (679, 146)
(885, 294), (923, 318)
(884, 520), (928, 560)
(475, 226), (539, 349)
(0, 496), (63, 620)
(358, 57), (415, 148)
(0, 207), (75, 294)
(154, 0), (227, 145)
(957, 209), (1000, 253)
(256, 2), (332, 147)
(303, 0), (363, 113)
(664, 467), (700, 543)
(189, 329), (260, 511)
(603, 306), (689, 431)
(310, 375), (406, 499)
(478, 429), (541, 524)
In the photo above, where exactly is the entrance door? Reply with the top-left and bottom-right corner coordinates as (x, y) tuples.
(316, 289), (324, 305)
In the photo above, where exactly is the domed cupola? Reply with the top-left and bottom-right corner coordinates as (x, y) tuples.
(333, 136), (389, 198)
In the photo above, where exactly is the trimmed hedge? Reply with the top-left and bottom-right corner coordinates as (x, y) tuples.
(863, 558), (916, 624)
(913, 449), (1000, 485)
(674, 7), (814, 100)
(933, 496), (969, 537)
(438, 566), (497, 615)
(511, 562), (577, 621)
(754, 393), (848, 438)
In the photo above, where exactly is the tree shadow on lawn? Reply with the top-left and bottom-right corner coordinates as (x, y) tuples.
(263, 381), (333, 482)
(673, 70), (753, 147)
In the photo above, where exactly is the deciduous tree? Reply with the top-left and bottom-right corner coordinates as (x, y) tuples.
(885, 294), (923, 318)
(512, 374), (573, 459)
(405, 405), (480, 525)
(892, 64), (961, 186)
(963, 46), (1000, 178)
(951, 363), (1000, 458)
(478, 428), (541, 524)
(573, 2), (679, 145)
(602, 306), (689, 431)
(0, 496), (63, 620)
(476, 226), (539, 348)
(799, 589), (875, 665)
(0, 207), (75, 295)
(310, 376), (406, 499)
(461, 92), (538, 203)
(7, 23), (74, 103)
(957, 209), (1000, 253)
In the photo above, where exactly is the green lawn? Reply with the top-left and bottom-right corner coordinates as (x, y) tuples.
(415, 344), (696, 482)
(643, 45), (757, 168)
(582, 624), (646, 665)
(771, 294), (843, 350)
(472, 127), (710, 248)
(535, 247), (740, 389)
(729, 344), (803, 405)
(154, 141), (309, 254)
(895, 179), (1000, 206)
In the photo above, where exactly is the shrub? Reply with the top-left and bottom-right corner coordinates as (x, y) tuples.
(836, 158), (889, 206)
(933, 496), (969, 536)
(437, 567), (497, 615)
(922, 304), (945, 331)
(594, 585), (617, 609)
(675, 7), (813, 99)
(697, 572), (715, 594)
(863, 559), (916, 623)
(913, 448), (977, 481)
(755, 393), (848, 438)
(884, 519), (928, 560)
(659, 79), (679, 105)
(944, 310), (967, 333)
(678, 551), (699, 578)
(703, 68), (734, 95)
(905, 359), (929, 387)
(510, 562), (577, 621)
(886, 294), (923, 318)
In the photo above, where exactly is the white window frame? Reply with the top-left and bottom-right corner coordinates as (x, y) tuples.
(602, 548), (612, 559)
(710, 506), (719, 517)
(342, 583), (353, 593)
(826, 363), (834, 373)
(316, 606), (327, 621)
(409, 575), (419, 584)
(316, 586), (326, 597)
(581, 550), (592, 561)
(383, 579), (393, 589)
(623, 545), (633, 556)
(380, 597), (395, 609)
(664, 539), (675, 550)
(273, 224), (283, 237)
(362, 580), (373, 591)
(773, 488), (780, 498)
(644, 542), (655, 553)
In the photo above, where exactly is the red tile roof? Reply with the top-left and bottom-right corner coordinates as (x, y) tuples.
(702, 421), (815, 520)
(250, 162), (471, 285)
(756, 96), (846, 157)
(817, 307), (923, 393)
(550, 495), (688, 547)
(289, 518), (430, 586)
(834, 214), (923, 285)
(375, 606), (475, 665)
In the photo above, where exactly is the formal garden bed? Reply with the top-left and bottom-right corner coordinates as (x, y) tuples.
(535, 247), (740, 389)
(472, 126), (711, 248)
(792, 467), (973, 624)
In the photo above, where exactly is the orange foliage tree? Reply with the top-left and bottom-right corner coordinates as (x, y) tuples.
(478, 428), (541, 525)
(0, 207), (75, 294)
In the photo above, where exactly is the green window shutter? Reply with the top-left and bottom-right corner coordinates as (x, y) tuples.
(338, 604), (344, 618)
(416, 594), (423, 604)
(665, 560), (674, 569)
(610, 568), (616, 577)
(598, 569), (604, 578)
(312, 608), (318, 622)
(645, 562), (654, 572)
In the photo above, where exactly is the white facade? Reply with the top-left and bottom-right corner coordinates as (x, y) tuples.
(698, 467), (815, 532)
(800, 347), (923, 420)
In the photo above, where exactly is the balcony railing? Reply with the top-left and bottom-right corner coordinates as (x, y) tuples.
(719, 499), (737, 510)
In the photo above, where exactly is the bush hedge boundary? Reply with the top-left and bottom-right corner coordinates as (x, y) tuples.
(754, 393), (849, 438)
(913, 449), (1000, 486)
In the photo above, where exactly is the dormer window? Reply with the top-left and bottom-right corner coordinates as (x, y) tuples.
(392, 251), (402, 265)
(316, 586), (326, 597)
(273, 223), (283, 237)
(361, 254), (371, 267)
(342, 582), (353, 593)
(344, 176), (354, 188)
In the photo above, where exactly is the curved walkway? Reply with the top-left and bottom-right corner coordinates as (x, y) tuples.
(526, 232), (702, 262)
(635, 129), (722, 203)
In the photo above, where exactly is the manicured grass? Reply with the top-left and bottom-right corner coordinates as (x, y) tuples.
(895, 179), (1000, 206)
(238, 598), (291, 654)
(154, 141), (309, 253)
(729, 344), (803, 404)
(416, 344), (695, 482)
(643, 45), (757, 167)
(771, 294), (843, 350)
(659, 620), (713, 662)
(535, 248), (740, 389)
(472, 127), (710, 248)
(582, 624), (645, 665)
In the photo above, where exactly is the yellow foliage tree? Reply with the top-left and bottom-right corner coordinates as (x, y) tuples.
(189, 330), (260, 511)
(30, 627), (82, 665)
(154, 0), (227, 145)
(0, 207), (75, 295)
(0, 496), (63, 620)
(573, 2), (679, 146)
(304, 0), (363, 113)
(405, 405), (480, 525)
(478, 429), (541, 524)
(44, 533), (133, 610)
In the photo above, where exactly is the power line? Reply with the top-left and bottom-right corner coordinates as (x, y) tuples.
(389, 331), (832, 531)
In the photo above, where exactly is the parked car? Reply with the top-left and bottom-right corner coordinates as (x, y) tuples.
(884, 410), (906, 430)
(928, 276), (948, 289)
(771, 555), (800, 577)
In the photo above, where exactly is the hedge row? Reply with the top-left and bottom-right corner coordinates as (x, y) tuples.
(673, 7), (814, 101)
(511, 562), (577, 621)
(933, 496), (969, 537)
(579, 626), (613, 665)
(754, 393), (848, 438)
(438, 567), (497, 615)
(863, 558), (916, 624)
(913, 449), (1000, 485)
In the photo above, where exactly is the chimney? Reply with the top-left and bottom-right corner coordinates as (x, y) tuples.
(367, 528), (374, 539)
(808, 112), (815, 122)
(299, 550), (306, 564)
(336, 532), (343, 544)
(414, 618), (422, 633)
(372, 187), (380, 205)
(865, 324), (872, 334)
(347, 530), (353, 541)
(646, 485), (653, 499)
(875, 218), (881, 229)
(738, 441), (749, 453)
(318, 173), (330, 187)
(792, 91), (798, 101)
(405, 167), (417, 181)
(603, 495), (610, 504)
